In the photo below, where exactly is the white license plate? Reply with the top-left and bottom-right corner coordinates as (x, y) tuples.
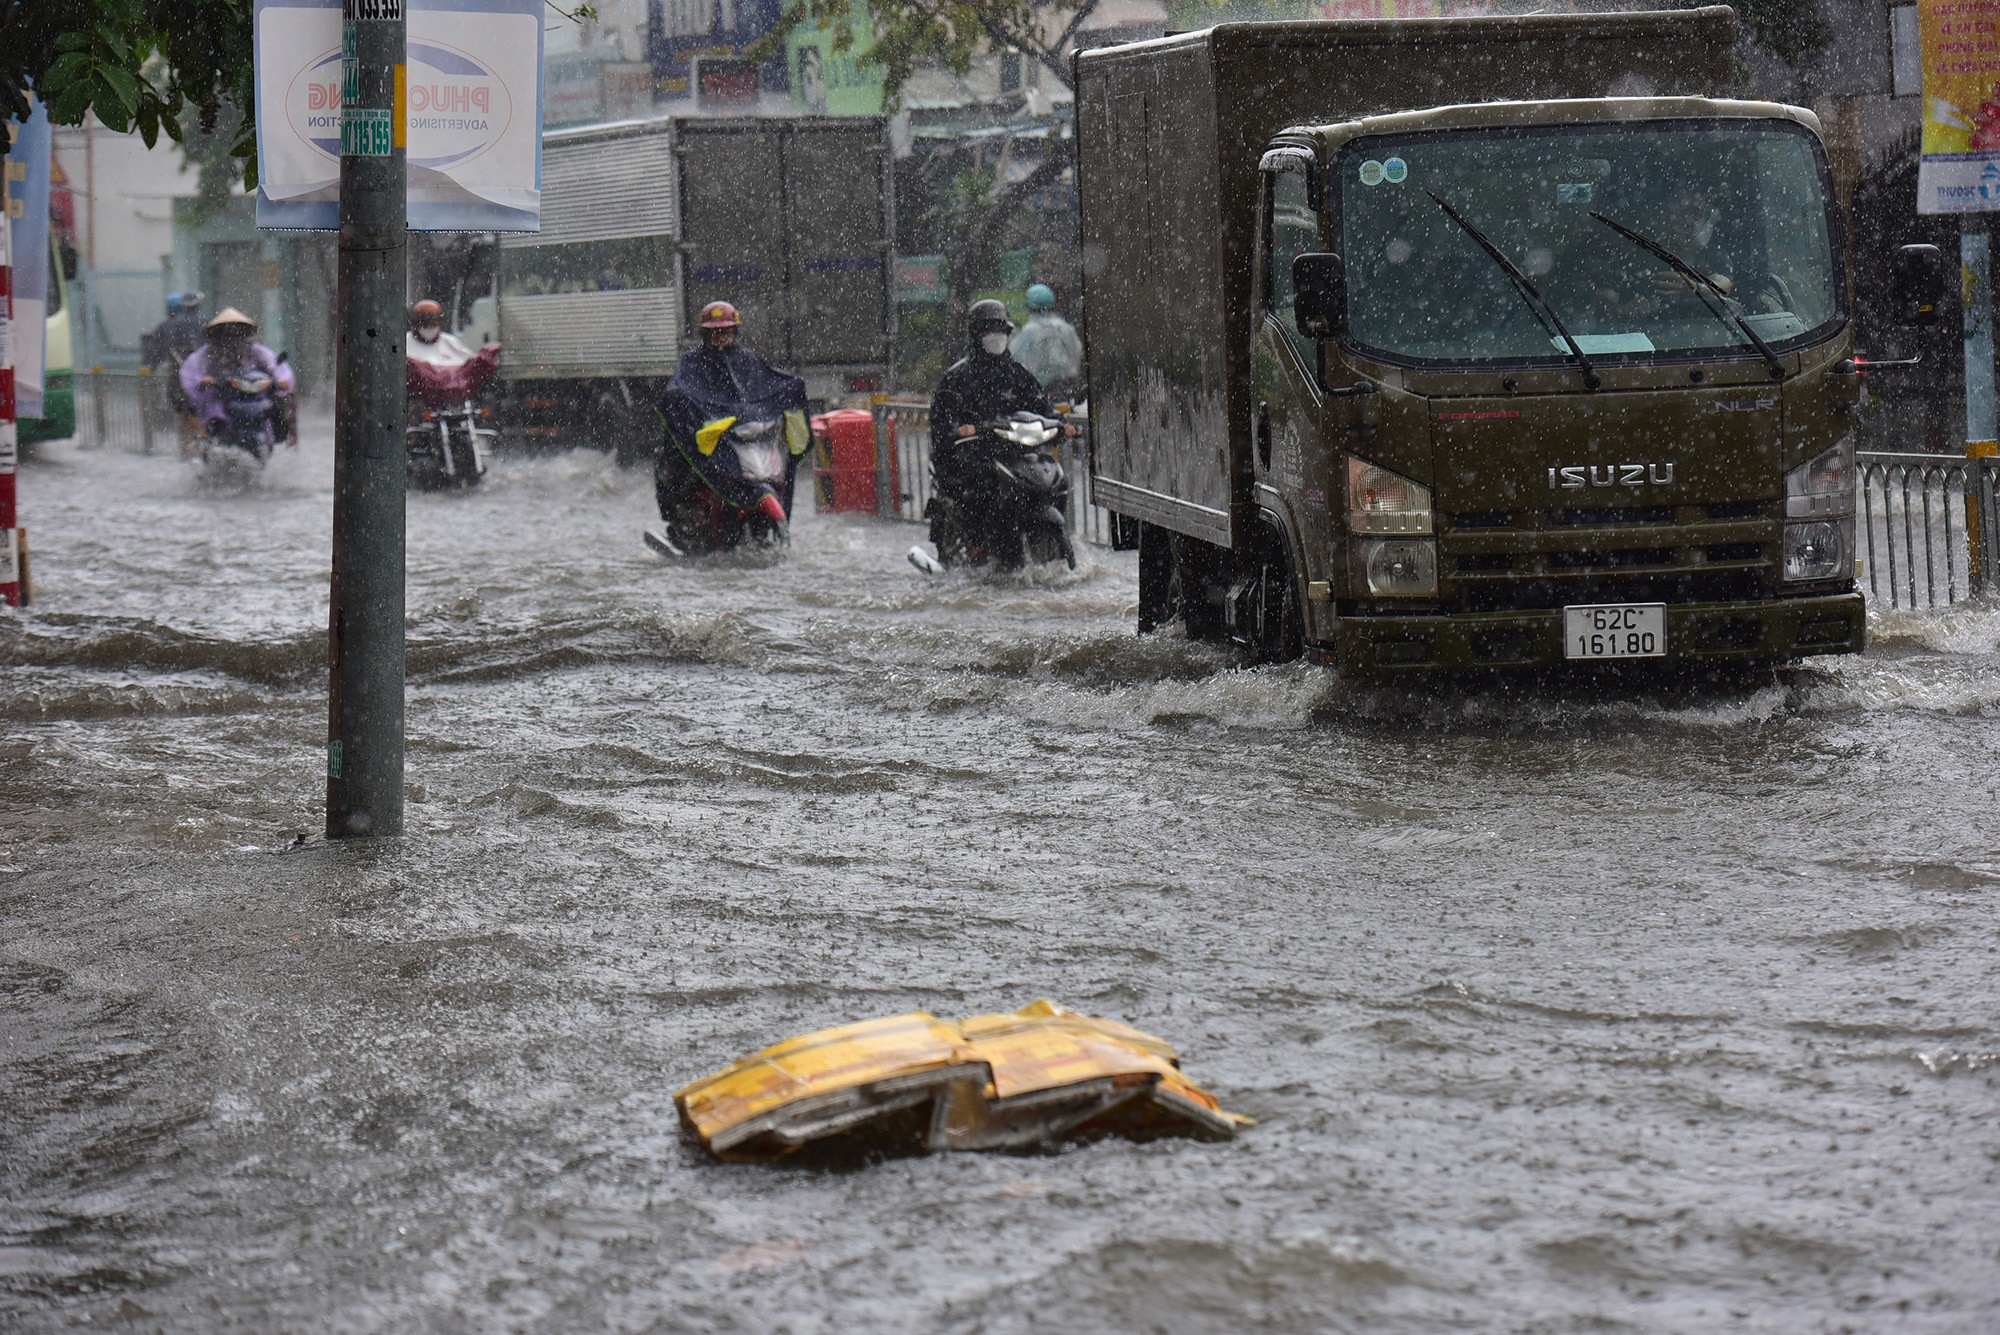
(1563, 603), (1666, 659)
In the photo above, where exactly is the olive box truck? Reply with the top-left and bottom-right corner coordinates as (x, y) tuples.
(495, 115), (895, 461)
(1074, 8), (1938, 671)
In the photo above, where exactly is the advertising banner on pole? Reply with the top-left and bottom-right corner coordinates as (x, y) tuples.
(4, 101), (52, 417)
(254, 0), (543, 230)
(1917, 0), (2000, 213)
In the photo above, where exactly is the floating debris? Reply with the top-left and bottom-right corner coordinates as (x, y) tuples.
(677, 1000), (1249, 1162)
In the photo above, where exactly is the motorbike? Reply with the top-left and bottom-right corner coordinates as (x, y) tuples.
(646, 414), (799, 558)
(197, 357), (292, 481)
(406, 343), (500, 489)
(920, 412), (1075, 572)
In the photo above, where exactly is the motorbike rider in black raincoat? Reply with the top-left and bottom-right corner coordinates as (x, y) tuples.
(141, 291), (208, 451)
(142, 291), (207, 369)
(928, 300), (1071, 559)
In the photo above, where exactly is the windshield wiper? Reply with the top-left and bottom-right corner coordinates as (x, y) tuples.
(1427, 190), (1600, 391)
(1588, 211), (1787, 382)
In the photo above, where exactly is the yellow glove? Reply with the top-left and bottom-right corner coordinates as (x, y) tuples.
(695, 416), (738, 456)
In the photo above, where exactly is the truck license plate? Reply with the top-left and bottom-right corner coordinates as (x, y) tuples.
(1564, 603), (1665, 659)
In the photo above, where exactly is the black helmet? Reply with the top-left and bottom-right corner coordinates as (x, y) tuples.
(968, 299), (1015, 337)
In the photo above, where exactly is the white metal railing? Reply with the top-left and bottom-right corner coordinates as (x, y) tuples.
(1857, 450), (2000, 609)
(870, 397), (1115, 548)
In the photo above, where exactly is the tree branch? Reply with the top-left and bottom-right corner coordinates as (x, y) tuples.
(948, 134), (1072, 305)
(973, 0), (1095, 94)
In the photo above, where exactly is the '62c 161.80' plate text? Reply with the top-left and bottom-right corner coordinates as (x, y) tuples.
(1563, 603), (1665, 659)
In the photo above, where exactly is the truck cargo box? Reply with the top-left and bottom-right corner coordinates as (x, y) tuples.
(1073, 8), (1739, 546)
(498, 115), (894, 404)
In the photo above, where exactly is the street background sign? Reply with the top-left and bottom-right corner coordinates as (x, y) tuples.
(1917, 0), (2000, 213)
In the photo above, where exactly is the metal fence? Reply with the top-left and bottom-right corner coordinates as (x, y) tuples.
(72, 366), (178, 455)
(1857, 450), (2000, 609)
(869, 397), (1116, 549)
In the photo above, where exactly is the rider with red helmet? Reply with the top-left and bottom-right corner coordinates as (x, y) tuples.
(407, 298), (473, 363)
(653, 298), (809, 526)
(698, 300), (741, 349)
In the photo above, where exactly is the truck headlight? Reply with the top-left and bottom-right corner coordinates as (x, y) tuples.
(1358, 538), (1438, 597)
(1783, 517), (1853, 582)
(1785, 439), (1856, 518)
(1347, 458), (1433, 534)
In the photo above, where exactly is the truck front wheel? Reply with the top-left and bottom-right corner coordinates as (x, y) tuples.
(1246, 525), (1304, 663)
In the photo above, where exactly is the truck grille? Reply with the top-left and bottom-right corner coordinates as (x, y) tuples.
(1444, 502), (1778, 531)
(1456, 570), (1768, 613)
(1547, 506), (1674, 526)
(1547, 547), (1675, 569)
(1441, 502), (1776, 612)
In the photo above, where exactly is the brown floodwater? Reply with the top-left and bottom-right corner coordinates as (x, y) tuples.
(4, 426), (1998, 1332)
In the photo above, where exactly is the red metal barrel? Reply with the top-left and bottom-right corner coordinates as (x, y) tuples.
(811, 408), (889, 513)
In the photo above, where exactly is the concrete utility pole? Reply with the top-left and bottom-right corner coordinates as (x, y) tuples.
(326, 0), (408, 838)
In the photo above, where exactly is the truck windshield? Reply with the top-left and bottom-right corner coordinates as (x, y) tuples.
(1337, 120), (1839, 367)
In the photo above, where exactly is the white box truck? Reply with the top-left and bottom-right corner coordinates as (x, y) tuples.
(496, 115), (895, 460)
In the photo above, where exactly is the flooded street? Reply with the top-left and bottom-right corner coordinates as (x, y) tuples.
(4, 427), (1999, 1333)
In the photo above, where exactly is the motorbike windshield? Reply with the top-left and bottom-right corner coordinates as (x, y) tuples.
(720, 423), (786, 483)
(1337, 119), (1841, 367)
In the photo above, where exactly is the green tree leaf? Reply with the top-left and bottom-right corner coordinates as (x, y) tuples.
(97, 23), (133, 63)
(48, 52), (92, 83)
(49, 81), (94, 123)
(93, 74), (134, 130)
(100, 63), (142, 116)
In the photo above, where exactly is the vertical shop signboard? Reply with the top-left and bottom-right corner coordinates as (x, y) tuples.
(1917, 0), (2000, 213)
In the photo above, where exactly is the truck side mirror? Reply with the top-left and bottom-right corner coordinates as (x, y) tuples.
(1292, 252), (1341, 339)
(1893, 243), (1945, 328)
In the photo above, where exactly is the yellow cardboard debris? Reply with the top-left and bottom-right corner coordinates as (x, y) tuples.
(676, 1000), (1250, 1161)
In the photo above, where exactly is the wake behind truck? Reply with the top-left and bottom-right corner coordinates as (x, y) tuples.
(1075, 8), (1938, 672)
(494, 115), (895, 460)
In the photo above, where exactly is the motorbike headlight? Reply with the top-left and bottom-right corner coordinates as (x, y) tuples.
(1357, 538), (1438, 597)
(1785, 439), (1856, 518)
(1347, 458), (1433, 535)
(1783, 517), (1853, 582)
